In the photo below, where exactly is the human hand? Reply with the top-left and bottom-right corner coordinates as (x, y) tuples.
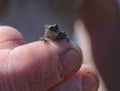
(0, 26), (99, 91)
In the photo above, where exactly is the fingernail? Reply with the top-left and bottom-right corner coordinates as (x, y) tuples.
(59, 48), (82, 77)
(82, 71), (99, 91)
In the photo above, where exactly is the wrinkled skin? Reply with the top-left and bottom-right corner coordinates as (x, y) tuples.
(0, 26), (99, 91)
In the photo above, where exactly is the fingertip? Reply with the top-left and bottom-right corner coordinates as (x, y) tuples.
(0, 26), (24, 41)
(48, 40), (83, 77)
(0, 26), (25, 48)
(60, 48), (82, 77)
(80, 64), (99, 91)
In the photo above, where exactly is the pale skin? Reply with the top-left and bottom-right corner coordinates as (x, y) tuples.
(0, 26), (99, 91)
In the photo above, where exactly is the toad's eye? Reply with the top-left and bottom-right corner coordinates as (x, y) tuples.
(50, 27), (54, 31)
(50, 27), (57, 32)
(54, 25), (59, 30)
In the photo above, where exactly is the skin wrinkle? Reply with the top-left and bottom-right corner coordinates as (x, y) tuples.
(0, 75), (2, 91)
(0, 50), (6, 91)
(26, 63), (34, 91)
(30, 62), (42, 91)
(14, 60), (33, 91)
(4, 75), (10, 91)
(0, 74), (4, 91)
(19, 51), (38, 91)
(0, 49), (11, 91)
(0, 79), (3, 91)
(0, 38), (83, 91)
(6, 51), (18, 91)
(6, 43), (43, 91)
(7, 76), (13, 91)
(57, 55), (64, 79)
(11, 52), (20, 91)
(22, 76), (27, 91)
(31, 68), (39, 91)
(3, 47), (30, 91)
(21, 43), (61, 91)
(45, 55), (63, 90)
(10, 75), (17, 91)
(28, 45), (45, 89)
(28, 77), (33, 91)
(21, 50), (33, 91)
(3, 57), (10, 91)
(24, 74), (32, 91)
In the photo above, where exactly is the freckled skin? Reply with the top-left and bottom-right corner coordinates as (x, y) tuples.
(40, 24), (69, 42)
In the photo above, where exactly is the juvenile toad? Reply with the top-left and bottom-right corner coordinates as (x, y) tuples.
(40, 24), (69, 42)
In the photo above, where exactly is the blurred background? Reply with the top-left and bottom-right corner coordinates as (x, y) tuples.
(0, 0), (120, 91)
(0, 0), (85, 42)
